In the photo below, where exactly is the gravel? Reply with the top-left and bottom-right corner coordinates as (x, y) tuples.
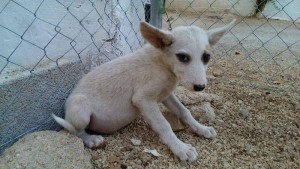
(1, 80), (298, 169)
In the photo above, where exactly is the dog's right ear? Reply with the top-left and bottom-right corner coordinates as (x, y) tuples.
(140, 22), (174, 49)
(207, 19), (236, 46)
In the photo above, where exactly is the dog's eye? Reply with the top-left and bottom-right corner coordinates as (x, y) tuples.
(176, 53), (190, 63)
(201, 52), (210, 64)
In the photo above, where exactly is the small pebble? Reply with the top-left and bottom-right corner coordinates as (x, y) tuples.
(121, 145), (134, 152)
(223, 161), (231, 168)
(130, 138), (141, 146)
(239, 108), (250, 119)
(180, 161), (188, 167)
(200, 102), (216, 122)
(91, 153), (101, 160)
(121, 163), (128, 169)
(137, 159), (142, 165)
(212, 70), (222, 77)
(218, 109), (226, 114)
(211, 156), (218, 162)
(293, 119), (300, 128)
(216, 119), (225, 127)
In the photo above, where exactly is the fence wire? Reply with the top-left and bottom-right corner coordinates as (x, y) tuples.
(0, 0), (148, 152)
(163, 0), (299, 95)
(0, 0), (299, 153)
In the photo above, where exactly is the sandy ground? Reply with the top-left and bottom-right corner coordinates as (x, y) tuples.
(1, 84), (299, 168)
(87, 83), (299, 169)
(1, 13), (299, 169)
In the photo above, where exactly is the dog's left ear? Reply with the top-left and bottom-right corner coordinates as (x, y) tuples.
(207, 19), (236, 46)
(140, 22), (174, 49)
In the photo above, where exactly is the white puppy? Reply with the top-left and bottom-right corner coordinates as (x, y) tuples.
(53, 20), (235, 162)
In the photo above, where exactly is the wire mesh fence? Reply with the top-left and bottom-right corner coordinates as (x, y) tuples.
(0, 0), (148, 152)
(0, 0), (299, 153)
(163, 0), (300, 95)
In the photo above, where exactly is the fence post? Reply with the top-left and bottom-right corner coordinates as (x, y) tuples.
(150, 0), (163, 28)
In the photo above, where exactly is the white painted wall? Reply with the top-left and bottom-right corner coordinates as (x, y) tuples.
(0, 0), (144, 82)
(165, 0), (256, 17)
(262, 0), (300, 22)
(165, 0), (300, 22)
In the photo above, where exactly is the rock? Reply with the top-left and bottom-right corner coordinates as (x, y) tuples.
(293, 118), (300, 128)
(199, 102), (216, 122)
(216, 119), (225, 127)
(212, 70), (222, 77)
(91, 152), (101, 161)
(180, 161), (188, 167)
(130, 138), (141, 146)
(121, 145), (134, 152)
(0, 130), (92, 169)
(239, 108), (250, 119)
(218, 109), (226, 114)
(163, 111), (187, 131)
(120, 164), (128, 169)
(231, 123), (238, 128)
(238, 100), (243, 104)
(223, 161), (231, 168)
(207, 75), (217, 80)
(143, 149), (162, 157)
(265, 94), (276, 102)
(108, 155), (122, 169)
(211, 156), (218, 162)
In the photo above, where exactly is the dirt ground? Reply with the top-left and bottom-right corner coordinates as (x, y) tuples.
(1, 13), (299, 169)
(2, 83), (299, 168)
(85, 13), (300, 168)
(85, 83), (299, 169)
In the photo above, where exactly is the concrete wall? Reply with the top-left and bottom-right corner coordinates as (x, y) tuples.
(0, 0), (145, 152)
(262, 0), (300, 22)
(165, 0), (300, 22)
(165, 0), (256, 17)
(0, 0), (144, 83)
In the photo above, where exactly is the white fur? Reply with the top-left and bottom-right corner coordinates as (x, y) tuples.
(53, 19), (235, 162)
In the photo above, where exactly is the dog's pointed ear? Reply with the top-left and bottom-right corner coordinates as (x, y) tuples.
(140, 22), (173, 49)
(207, 19), (236, 46)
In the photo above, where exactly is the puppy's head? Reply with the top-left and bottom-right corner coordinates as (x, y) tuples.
(140, 20), (236, 92)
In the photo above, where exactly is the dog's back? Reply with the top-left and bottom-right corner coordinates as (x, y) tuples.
(65, 44), (177, 133)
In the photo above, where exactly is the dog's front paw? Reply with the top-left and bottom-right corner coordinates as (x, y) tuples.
(171, 142), (198, 162)
(196, 126), (217, 138)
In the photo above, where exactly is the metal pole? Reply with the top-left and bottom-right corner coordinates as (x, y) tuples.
(150, 0), (163, 28)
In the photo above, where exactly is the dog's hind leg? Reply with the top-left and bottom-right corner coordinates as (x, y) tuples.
(162, 93), (217, 138)
(61, 94), (105, 149)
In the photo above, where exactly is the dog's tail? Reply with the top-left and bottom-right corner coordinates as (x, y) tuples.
(52, 114), (77, 134)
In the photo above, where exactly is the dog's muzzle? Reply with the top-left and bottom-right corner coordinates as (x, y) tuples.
(193, 84), (205, 91)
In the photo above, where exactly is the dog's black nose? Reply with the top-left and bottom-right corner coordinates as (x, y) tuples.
(194, 84), (205, 91)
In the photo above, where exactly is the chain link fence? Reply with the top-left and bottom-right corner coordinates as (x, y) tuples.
(0, 0), (149, 152)
(0, 0), (299, 153)
(163, 0), (299, 95)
